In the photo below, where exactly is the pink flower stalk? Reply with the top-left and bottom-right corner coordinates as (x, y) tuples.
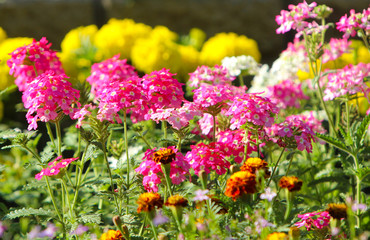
(35, 156), (79, 180)
(225, 93), (279, 130)
(323, 63), (370, 101)
(286, 111), (326, 135)
(193, 84), (234, 114)
(7, 37), (65, 92)
(322, 38), (351, 63)
(276, 1), (318, 35)
(336, 7), (370, 39)
(185, 142), (230, 176)
(86, 54), (138, 97)
(150, 101), (202, 130)
(295, 211), (330, 231)
(96, 76), (148, 123)
(266, 117), (316, 153)
(188, 65), (235, 88)
(142, 68), (185, 114)
(22, 71), (80, 130)
(266, 79), (309, 109)
(135, 146), (190, 192)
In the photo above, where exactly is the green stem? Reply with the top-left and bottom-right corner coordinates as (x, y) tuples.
(161, 164), (173, 197)
(123, 110), (130, 215)
(284, 190), (293, 221)
(238, 75), (244, 87)
(162, 121), (168, 147)
(46, 122), (56, 150)
(243, 129), (249, 163)
(212, 114), (217, 143)
(45, 176), (65, 234)
(55, 121), (62, 156)
(147, 214), (159, 240)
(267, 147), (285, 187)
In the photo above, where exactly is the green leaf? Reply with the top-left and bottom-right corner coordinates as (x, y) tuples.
(5, 207), (55, 219)
(316, 133), (352, 155)
(356, 113), (370, 147)
(78, 213), (101, 224)
(0, 84), (17, 97)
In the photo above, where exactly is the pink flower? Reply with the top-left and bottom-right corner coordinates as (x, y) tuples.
(86, 54), (138, 97)
(7, 37), (65, 92)
(35, 156), (79, 180)
(188, 65), (235, 88)
(336, 8), (370, 39)
(185, 142), (230, 176)
(295, 211), (330, 231)
(135, 146), (190, 192)
(322, 38), (351, 63)
(22, 71), (80, 130)
(323, 63), (370, 101)
(286, 111), (326, 135)
(225, 93), (279, 130)
(73, 104), (95, 128)
(266, 79), (309, 109)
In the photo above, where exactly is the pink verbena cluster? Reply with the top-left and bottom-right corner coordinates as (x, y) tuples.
(322, 38), (351, 63)
(193, 84), (234, 113)
(295, 211), (330, 231)
(185, 142), (230, 176)
(23, 71), (80, 130)
(87, 54), (138, 97)
(323, 63), (370, 101)
(286, 111), (326, 135)
(35, 156), (79, 180)
(188, 65), (235, 88)
(266, 80), (309, 109)
(336, 7), (370, 39)
(266, 117), (316, 153)
(150, 101), (202, 130)
(135, 146), (190, 192)
(225, 93), (279, 130)
(8, 37), (64, 92)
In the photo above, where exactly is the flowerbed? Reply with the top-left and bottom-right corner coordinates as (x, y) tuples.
(0, 1), (369, 239)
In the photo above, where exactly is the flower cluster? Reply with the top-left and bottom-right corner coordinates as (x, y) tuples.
(224, 171), (257, 201)
(8, 37), (65, 92)
(22, 71), (80, 130)
(221, 55), (260, 77)
(322, 38), (351, 64)
(323, 63), (370, 101)
(99, 230), (124, 240)
(266, 79), (309, 109)
(295, 211), (330, 231)
(136, 192), (163, 213)
(135, 146), (190, 192)
(279, 176), (303, 192)
(185, 142), (230, 176)
(188, 65), (235, 87)
(286, 111), (326, 135)
(336, 7), (370, 39)
(240, 157), (270, 178)
(193, 84), (234, 114)
(35, 156), (79, 180)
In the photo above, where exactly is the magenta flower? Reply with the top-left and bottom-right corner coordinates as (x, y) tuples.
(22, 71), (80, 130)
(188, 65), (235, 88)
(336, 7), (370, 39)
(185, 142), (230, 176)
(323, 63), (370, 101)
(86, 54), (138, 97)
(35, 156), (79, 180)
(225, 93), (279, 130)
(135, 146), (190, 192)
(295, 211), (330, 231)
(266, 117), (316, 153)
(286, 111), (326, 135)
(7, 37), (65, 92)
(266, 79), (309, 109)
(322, 38), (351, 63)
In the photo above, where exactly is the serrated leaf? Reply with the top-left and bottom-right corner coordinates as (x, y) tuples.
(356, 113), (370, 147)
(1, 144), (22, 150)
(316, 133), (352, 155)
(84, 144), (98, 161)
(5, 207), (55, 219)
(357, 167), (370, 180)
(78, 213), (101, 224)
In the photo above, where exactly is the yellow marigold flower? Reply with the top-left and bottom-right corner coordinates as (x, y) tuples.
(150, 25), (178, 42)
(99, 230), (124, 240)
(94, 18), (152, 60)
(279, 176), (303, 192)
(177, 44), (200, 82)
(61, 24), (98, 53)
(187, 28), (206, 50)
(0, 37), (33, 90)
(131, 37), (181, 74)
(326, 203), (347, 220)
(137, 192), (163, 213)
(340, 40), (370, 65)
(200, 32), (261, 66)
(165, 195), (188, 207)
(225, 170), (257, 201)
(0, 27), (7, 44)
(240, 157), (270, 177)
(153, 148), (176, 164)
(265, 232), (288, 240)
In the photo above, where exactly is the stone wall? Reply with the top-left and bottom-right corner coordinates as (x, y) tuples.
(0, 0), (368, 62)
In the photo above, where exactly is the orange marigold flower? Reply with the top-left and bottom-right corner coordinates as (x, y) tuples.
(240, 157), (270, 177)
(279, 176), (303, 192)
(137, 192), (163, 213)
(224, 171), (257, 201)
(326, 203), (347, 219)
(99, 230), (124, 240)
(165, 195), (188, 207)
(153, 148), (176, 164)
(265, 232), (288, 240)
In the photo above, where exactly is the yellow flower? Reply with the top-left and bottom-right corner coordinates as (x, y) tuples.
(225, 170), (257, 201)
(165, 195), (188, 207)
(153, 148), (176, 164)
(240, 157), (270, 177)
(0, 37), (33, 90)
(61, 24), (98, 53)
(177, 44), (200, 82)
(265, 232), (288, 240)
(99, 230), (124, 240)
(137, 192), (163, 213)
(326, 203), (347, 220)
(0, 27), (7, 44)
(279, 176), (302, 192)
(200, 32), (261, 66)
(150, 25), (178, 42)
(94, 18), (152, 60)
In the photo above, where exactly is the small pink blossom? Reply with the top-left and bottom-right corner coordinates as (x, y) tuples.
(295, 211), (330, 231)
(193, 84), (234, 112)
(322, 38), (351, 63)
(188, 65), (235, 88)
(336, 7), (370, 39)
(35, 156), (79, 180)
